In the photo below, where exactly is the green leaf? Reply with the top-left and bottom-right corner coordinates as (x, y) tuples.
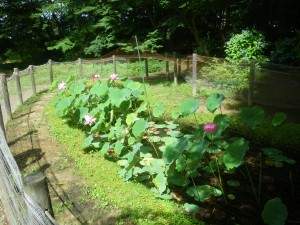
(153, 103), (165, 118)
(179, 98), (200, 117)
(50, 80), (59, 91)
(262, 197), (288, 225)
(166, 130), (183, 138)
(240, 106), (265, 129)
(153, 172), (167, 194)
(160, 137), (178, 146)
(154, 194), (172, 200)
(226, 180), (240, 187)
(79, 107), (89, 120)
(114, 141), (123, 155)
(56, 97), (71, 117)
(213, 114), (229, 135)
(125, 81), (142, 90)
(223, 138), (249, 170)
(132, 119), (149, 139)
(101, 142), (110, 156)
(168, 175), (189, 186)
(171, 111), (181, 119)
(68, 81), (86, 95)
(183, 203), (200, 213)
(82, 135), (93, 149)
(163, 137), (188, 164)
(186, 138), (208, 170)
(227, 194), (236, 200)
(90, 82), (109, 98)
(205, 93), (225, 113)
(150, 136), (161, 143)
(186, 185), (215, 202)
(272, 112), (287, 126)
(109, 88), (131, 107)
(175, 156), (186, 172)
(126, 113), (138, 125)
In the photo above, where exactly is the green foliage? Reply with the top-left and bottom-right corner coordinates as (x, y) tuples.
(272, 112), (287, 127)
(262, 148), (296, 167)
(51, 69), (297, 223)
(45, 103), (201, 225)
(223, 138), (249, 170)
(201, 60), (249, 93)
(240, 106), (265, 129)
(47, 38), (75, 53)
(262, 197), (288, 225)
(270, 30), (300, 66)
(186, 185), (222, 202)
(183, 203), (200, 213)
(225, 29), (268, 63)
(205, 93), (225, 113)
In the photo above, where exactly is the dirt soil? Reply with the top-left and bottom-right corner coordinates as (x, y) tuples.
(3, 88), (300, 225)
(6, 91), (121, 225)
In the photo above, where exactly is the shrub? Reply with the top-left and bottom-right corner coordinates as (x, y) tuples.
(225, 29), (268, 63)
(270, 30), (300, 66)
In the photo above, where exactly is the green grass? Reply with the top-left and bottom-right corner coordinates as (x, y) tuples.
(45, 102), (202, 225)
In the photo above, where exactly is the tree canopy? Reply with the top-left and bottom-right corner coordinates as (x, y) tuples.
(1, 0), (299, 63)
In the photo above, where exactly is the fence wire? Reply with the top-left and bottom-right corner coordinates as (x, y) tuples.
(0, 127), (57, 225)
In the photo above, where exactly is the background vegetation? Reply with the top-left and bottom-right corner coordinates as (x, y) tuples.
(1, 0), (300, 66)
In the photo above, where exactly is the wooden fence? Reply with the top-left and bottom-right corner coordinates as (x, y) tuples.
(0, 53), (269, 137)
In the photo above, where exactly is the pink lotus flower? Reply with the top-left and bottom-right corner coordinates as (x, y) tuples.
(110, 73), (119, 81)
(84, 115), (96, 126)
(58, 81), (67, 90)
(92, 74), (100, 82)
(203, 123), (218, 133)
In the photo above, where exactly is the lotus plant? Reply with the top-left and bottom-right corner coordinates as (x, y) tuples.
(203, 123), (218, 133)
(110, 73), (119, 81)
(58, 81), (67, 90)
(92, 74), (100, 82)
(84, 114), (96, 126)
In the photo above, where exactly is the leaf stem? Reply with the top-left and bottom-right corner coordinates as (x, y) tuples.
(289, 171), (295, 200)
(245, 162), (259, 206)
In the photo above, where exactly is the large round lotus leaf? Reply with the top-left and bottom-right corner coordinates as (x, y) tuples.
(272, 112), (287, 126)
(262, 197), (288, 225)
(223, 138), (249, 170)
(163, 137), (188, 164)
(240, 106), (265, 129)
(205, 93), (225, 113)
(179, 98), (200, 117)
(132, 118), (149, 139)
(183, 203), (200, 213)
(90, 82), (108, 97)
(153, 103), (165, 118)
(186, 185), (214, 202)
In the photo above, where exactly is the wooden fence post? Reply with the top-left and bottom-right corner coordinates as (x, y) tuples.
(145, 58), (149, 80)
(0, 104), (6, 140)
(49, 59), (53, 84)
(14, 68), (23, 104)
(165, 53), (169, 79)
(23, 172), (54, 217)
(173, 52), (177, 85)
(178, 58), (181, 77)
(248, 60), (256, 106)
(0, 73), (12, 119)
(113, 55), (117, 74)
(30, 65), (36, 95)
(78, 58), (83, 79)
(192, 53), (197, 96)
